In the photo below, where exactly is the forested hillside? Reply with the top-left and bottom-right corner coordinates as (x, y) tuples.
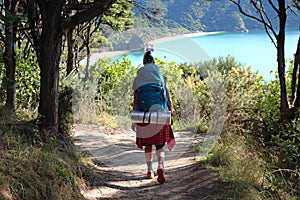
(135, 0), (299, 32)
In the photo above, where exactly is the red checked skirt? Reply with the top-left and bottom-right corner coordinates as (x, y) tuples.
(135, 123), (176, 150)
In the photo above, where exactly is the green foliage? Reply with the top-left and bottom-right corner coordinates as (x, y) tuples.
(15, 49), (40, 110)
(185, 55), (281, 198)
(197, 58), (268, 198)
(102, 0), (135, 31)
(176, 56), (264, 133)
(198, 56), (300, 198)
(224, 66), (264, 128)
(271, 126), (300, 168)
(69, 56), (137, 126)
(176, 63), (210, 131)
(0, 49), (39, 110)
(254, 62), (300, 163)
(156, 59), (208, 131)
(157, 59), (183, 111)
(251, 63), (300, 197)
(66, 70), (99, 124)
(93, 56), (136, 114)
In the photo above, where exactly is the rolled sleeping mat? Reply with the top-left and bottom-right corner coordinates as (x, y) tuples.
(130, 110), (171, 125)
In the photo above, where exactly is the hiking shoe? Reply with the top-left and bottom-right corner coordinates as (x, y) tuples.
(147, 171), (154, 179)
(157, 169), (165, 184)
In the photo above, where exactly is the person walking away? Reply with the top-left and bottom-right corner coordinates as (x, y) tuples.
(132, 51), (176, 184)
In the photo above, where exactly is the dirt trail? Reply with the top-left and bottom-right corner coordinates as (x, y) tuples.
(74, 124), (230, 200)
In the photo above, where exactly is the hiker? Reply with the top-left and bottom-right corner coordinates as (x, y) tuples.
(132, 50), (176, 184)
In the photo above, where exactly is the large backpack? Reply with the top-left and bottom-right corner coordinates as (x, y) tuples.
(133, 64), (168, 111)
(136, 83), (168, 111)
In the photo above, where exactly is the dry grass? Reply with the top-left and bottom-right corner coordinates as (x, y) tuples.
(0, 107), (85, 200)
(204, 132), (268, 199)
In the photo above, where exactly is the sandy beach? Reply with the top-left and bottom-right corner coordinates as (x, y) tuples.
(149, 31), (220, 45)
(80, 31), (220, 66)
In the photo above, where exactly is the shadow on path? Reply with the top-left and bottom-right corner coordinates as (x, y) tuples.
(75, 124), (231, 200)
(81, 154), (230, 200)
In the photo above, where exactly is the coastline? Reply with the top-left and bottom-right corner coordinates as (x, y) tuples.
(149, 31), (221, 45)
(80, 31), (221, 66)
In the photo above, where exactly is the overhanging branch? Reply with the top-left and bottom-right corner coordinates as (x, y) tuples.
(60, 0), (117, 31)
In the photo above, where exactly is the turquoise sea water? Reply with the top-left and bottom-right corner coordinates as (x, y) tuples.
(192, 30), (299, 81)
(113, 30), (299, 81)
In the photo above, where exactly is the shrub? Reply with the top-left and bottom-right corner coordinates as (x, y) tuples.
(15, 49), (40, 110)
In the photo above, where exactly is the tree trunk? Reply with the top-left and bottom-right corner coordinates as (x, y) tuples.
(66, 28), (75, 75)
(66, 0), (75, 76)
(84, 24), (92, 81)
(292, 37), (300, 110)
(278, 35), (290, 122)
(3, 0), (19, 110)
(37, 1), (64, 132)
(34, 0), (116, 132)
(4, 21), (16, 110)
(277, 0), (289, 122)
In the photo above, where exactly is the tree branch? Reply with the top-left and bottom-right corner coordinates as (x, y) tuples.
(230, 0), (277, 47)
(63, 2), (96, 12)
(60, 0), (117, 31)
(24, 0), (41, 57)
(267, 0), (279, 13)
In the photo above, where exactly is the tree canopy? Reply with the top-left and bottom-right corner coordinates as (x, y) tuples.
(0, 0), (137, 133)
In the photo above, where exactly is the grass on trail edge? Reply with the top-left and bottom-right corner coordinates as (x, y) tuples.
(0, 123), (86, 200)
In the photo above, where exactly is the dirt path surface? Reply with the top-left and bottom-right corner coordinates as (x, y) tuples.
(74, 124), (230, 200)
